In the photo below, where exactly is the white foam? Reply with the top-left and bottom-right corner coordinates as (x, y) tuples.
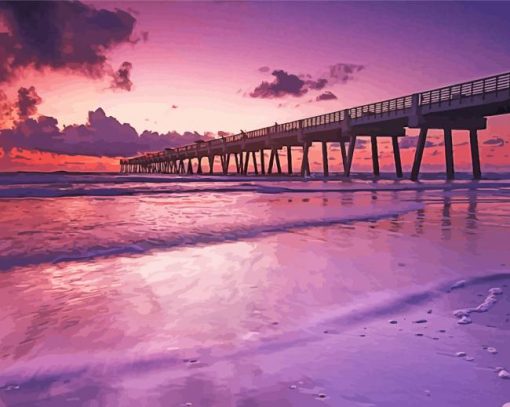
(453, 287), (503, 324)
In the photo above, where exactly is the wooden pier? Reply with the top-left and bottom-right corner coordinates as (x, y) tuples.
(120, 71), (510, 180)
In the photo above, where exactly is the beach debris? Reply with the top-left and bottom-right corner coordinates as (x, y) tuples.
(388, 320), (398, 324)
(455, 352), (467, 357)
(498, 369), (510, 380)
(316, 393), (327, 400)
(415, 333), (424, 337)
(424, 389), (431, 397)
(449, 280), (466, 291)
(289, 384), (297, 390)
(487, 347), (498, 354)
(414, 319), (427, 324)
(457, 316), (472, 325)
(465, 356), (475, 362)
(453, 287), (503, 324)
(427, 309), (433, 314)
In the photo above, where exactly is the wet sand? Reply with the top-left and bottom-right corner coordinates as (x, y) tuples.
(0, 175), (509, 406)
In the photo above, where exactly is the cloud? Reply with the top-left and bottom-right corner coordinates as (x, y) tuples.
(306, 78), (328, 90)
(0, 108), (215, 157)
(171, 105), (178, 109)
(250, 61), (365, 99)
(110, 61), (133, 91)
(250, 70), (308, 98)
(316, 91), (338, 101)
(0, 91), (14, 126)
(328, 63), (365, 84)
(483, 137), (505, 147)
(17, 86), (42, 119)
(0, 1), (138, 83)
(399, 136), (436, 149)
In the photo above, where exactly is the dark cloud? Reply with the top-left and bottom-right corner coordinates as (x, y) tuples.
(111, 61), (133, 91)
(306, 78), (328, 90)
(0, 108), (214, 157)
(17, 86), (42, 118)
(399, 136), (436, 149)
(0, 1), (137, 83)
(328, 63), (365, 84)
(483, 137), (505, 147)
(316, 91), (338, 101)
(250, 61), (365, 99)
(250, 70), (307, 98)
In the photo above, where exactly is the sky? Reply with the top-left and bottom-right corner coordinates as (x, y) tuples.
(0, 1), (509, 172)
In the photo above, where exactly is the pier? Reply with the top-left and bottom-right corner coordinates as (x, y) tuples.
(120, 71), (510, 180)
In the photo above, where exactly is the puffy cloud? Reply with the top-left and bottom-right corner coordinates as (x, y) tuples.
(0, 1), (138, 83)
(250, 70), (308, 98)
(110, 61), (133, 91)
(17, 86), (42, 118)
(0, 108), (215, 157)
(316, 91), (338, 101)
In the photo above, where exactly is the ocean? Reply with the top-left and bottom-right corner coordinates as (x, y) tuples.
(0, 172), (509, 406)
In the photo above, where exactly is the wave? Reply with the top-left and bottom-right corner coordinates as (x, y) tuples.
(1, 171), (510, 186)
(0, 202), (423, 271)
(1, 180), (510, 199)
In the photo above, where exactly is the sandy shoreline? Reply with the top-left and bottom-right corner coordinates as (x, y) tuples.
(1, 272), (509, 406)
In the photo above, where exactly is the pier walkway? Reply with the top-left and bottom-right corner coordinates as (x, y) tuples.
(120, 71), (510, 180)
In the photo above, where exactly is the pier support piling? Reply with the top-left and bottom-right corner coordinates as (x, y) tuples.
(469, 129), (482, 179)
(208, 155), (214, 174)
(260, 149), (266, 175)
(274, 148), (282, 174)
(444, 128), (455, 180)
(301, 142), (311, 177)
(392, 136), (403, 178)
(345, 136), (356, 177)
(410, 128), (428, 181)
(371, 136), (379, 176)
(322, 141), (329, 177)
(340, 139), (348, 174)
